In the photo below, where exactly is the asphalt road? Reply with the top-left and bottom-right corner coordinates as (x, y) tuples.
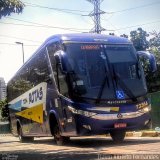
(0, 135), (160, 160)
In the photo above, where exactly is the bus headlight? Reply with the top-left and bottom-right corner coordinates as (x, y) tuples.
(68, 106), (96, 117)
(140, 105), (151, 113)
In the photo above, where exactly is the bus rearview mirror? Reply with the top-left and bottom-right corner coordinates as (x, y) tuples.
(137, 51), (157, 72)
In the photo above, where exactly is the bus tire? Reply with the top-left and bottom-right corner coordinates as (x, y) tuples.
(53, 124), (69, 145)
(110, 130), (126, 143)
(17, 125), (34, 143)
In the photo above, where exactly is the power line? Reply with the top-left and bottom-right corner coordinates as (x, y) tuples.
(3, 17), (159, 34)
(24, 2), (88, 15)
(109, 1), (160, 14)
(0, 21), (86, 32)
(24, 1), (160, 15)
(6, 1), (158, 35)
(4, 17), (90, 32)
(0, 21), (113, 33)
(115, 19), (160, 31)
(99, 19), (160, 34)
(0, 21), (63, 30)
(101, 13), (114, 22)
(24, 2), (89, 12)
(106, 21), (121, 35)
(7, 17), (88, 31)
(0, 34), (41, 43)
(3, 19), (159, 33)
(0, 43), (39, 46)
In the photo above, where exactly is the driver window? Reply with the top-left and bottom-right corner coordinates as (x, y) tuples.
(47, 43), (69, 97)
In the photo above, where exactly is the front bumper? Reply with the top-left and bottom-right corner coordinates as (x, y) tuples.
(73, 108), (151, 135)
(89, 108), (150, 120)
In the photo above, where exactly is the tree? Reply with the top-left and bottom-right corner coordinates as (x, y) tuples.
(0, 99), (9, 121)
(130, 28), (149, 51)
(120, 34), (128, 38)
(149, 30), (160, 63)
(147, 31), (160, 92)
(129, 28), (160, 92)
(109, 33), (115, 36)
(121, 29), (160, 92)
(0, 0), (24, 19)
(150, 30), (160, 48)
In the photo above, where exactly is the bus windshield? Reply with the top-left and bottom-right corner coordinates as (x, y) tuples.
(63, 43), (147, 101)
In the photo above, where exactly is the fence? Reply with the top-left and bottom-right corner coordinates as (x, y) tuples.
(149, 91), (160, 128)
(0, 121), (10, 134)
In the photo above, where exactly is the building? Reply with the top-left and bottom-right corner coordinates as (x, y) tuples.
(0, 77), (6, 101)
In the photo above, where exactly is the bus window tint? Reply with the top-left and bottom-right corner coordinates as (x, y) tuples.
(105, 45), (137, 63)
(105, 45), (138, 79)
(7, 67), (33, 102)
(7, 49), (50, 102)
(29, 50), (50, 86)
(65, 44), (106, 87)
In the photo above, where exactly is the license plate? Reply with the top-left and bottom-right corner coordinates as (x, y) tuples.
(114, 123), (127, 128)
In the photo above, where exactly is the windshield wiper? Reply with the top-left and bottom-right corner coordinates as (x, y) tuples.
(112, 65), (137, 102)
(95, 71), (110, 104)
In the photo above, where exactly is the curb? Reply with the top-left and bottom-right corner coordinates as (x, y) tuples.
(126, 131), (160, 137)
(141, 131), (160, 137)
(0, 133), (12, 136)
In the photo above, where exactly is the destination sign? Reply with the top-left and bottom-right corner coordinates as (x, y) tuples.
(81, 45), (100, 50)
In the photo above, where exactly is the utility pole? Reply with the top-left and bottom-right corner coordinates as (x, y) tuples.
(86, 0), (105, 34)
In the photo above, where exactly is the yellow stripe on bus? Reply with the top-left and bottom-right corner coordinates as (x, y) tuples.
(16, 104), (43, 124)
(110, 107), (119, 112)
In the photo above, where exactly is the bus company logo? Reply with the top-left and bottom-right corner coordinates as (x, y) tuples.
(29, 87), (43, 104)
(117, 113), (123, 119)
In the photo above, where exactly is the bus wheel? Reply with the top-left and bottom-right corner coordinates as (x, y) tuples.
(18, 126), (33, 143)
(53, 124), (66, 145)
(110, 130), (126, 143)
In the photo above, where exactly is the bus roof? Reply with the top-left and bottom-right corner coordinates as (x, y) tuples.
(45, 33), (131, 44)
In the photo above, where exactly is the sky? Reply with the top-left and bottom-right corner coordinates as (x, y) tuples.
(0, 0), (160, 83)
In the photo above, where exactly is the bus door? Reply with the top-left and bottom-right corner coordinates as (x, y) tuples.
(55, 95), (77, 136)
(46, 47), (77, 136)
(56, 58), (77, 135)
(47, 85), (77, 136)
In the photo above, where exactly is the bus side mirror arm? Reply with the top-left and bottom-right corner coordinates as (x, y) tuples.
(54, 54), (61, 65)
(137, 51), (157, 73)
(45, 74), (53, 84)
(54, 51), (68, 75)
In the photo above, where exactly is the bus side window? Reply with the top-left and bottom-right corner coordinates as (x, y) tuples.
(27, 49), (50, 86)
